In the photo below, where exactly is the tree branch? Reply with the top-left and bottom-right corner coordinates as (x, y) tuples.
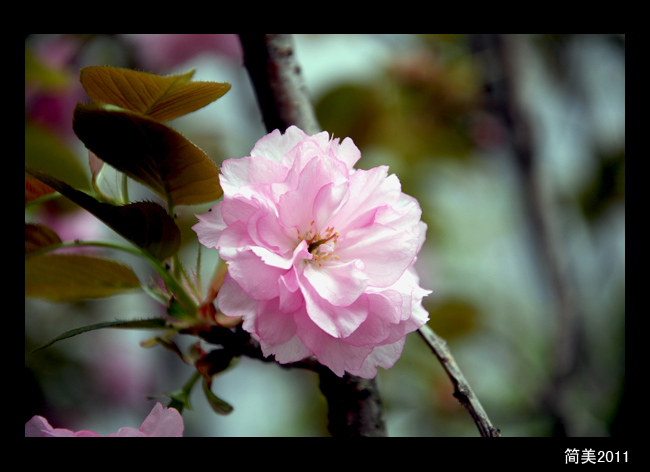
(418, 325), (501, 437)
(239, 34), (320, 135)
(239, 33), (385, 437)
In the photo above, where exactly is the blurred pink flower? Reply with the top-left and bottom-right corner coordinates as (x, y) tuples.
(25, 403), (184, 437)
(123, 34), (242, 72)
(193, 126), (430, 378)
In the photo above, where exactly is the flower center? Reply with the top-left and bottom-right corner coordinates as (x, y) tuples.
(297, 221), (339, 267)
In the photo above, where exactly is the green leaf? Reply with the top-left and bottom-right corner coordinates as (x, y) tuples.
(105, 201), (181, 261)
(31, 318), (171, 353)
(25, 122), (89, 191)
(166, 296), (196, 321)
(25, 168), (181, 261)
(202, 378), (234, 415)
(163, 390), (192, 415)
(72, 103), (222, 207)
(25, 223), (61, 255)
(25, 254), (141, 302)
(150, 372), (201, 414)
(80, 66), (231, 122)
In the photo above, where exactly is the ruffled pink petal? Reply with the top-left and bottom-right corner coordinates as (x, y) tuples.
(312, 180), (349, 230)
(106, 427), (147, 437)
(137, 402), (184, 437)
(278, 155), (347, 231)
(217, 221), (256, 256)
(25, 405), (183, 438)
(327, 166), (402, 235)
(256, 298), (313, 363)
(71, 429), (103, 436)
(381, 303), (429, 345)
(25, 416), (55, 437)
(383, 266), (432, 321)
(347, 338), (407, 379)
(328, 136), (361, 170)
(280, 133), (330, 170)
(46, 429), (79, 437)
(251, 126), (309, 163)
(250, 239), (310, 270)
(374, 192), (422, 231)
(192, 201), (226, 249)
(25, 416), (104, 437)
(217, 272), (259, 324)
(336, 222), (418, 288)
(253, 206), (296, 254)
(225, 249), (285, 300)
(220, 194), (260, 226)
(299, 273), (369, 338)
(278, 267), (305, 314)
(343, 291), (401, 347)
(219, 155), (288, 197)
(294, 307), (373, 377)
(303, 259), (367, 307)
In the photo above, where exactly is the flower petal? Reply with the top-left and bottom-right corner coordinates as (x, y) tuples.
(312, 180), (349, 230)
(192, 201), (226, 249)
(328, 136), (361, 170)
(217, 221), (256, 256)
(25, 416), (54, 437)
(343, 291), (401, 347)
(294, 307), (373, 377)
(299, 273), (369, 338)
(251, 126), (309, 163)
(277, 265), (304, 312)
(303, 259), (367, 307)
(250, 239), (310, 270)
(217, 272), (259, 327)
(278, 155), (347, 231)
(336, 222), (418, 288)
(107, 427), (147, 437)
(225, 248), (285, 300)
(220, 155), (289, 199)
(347, 338), (407, 379)
(328, 166), (401, 235)
(256, 298), (313, 363)
(137, 402), (184, 437)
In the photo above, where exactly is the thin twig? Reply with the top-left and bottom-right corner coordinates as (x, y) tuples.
(418, 325), (501, 437)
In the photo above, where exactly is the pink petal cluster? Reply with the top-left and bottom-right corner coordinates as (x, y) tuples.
(193, 126), (430, 378)
(25, 403), (184, 437)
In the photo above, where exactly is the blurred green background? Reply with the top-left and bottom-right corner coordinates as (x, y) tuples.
(25, 34), (625, 437)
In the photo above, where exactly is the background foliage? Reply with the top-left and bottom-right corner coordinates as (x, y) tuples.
(25, 34), (625, 437)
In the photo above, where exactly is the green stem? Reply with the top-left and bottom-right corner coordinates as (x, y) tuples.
(165, 194), (183, 280)
(26, 240), (197, 314)
(167, 371), (201, 414)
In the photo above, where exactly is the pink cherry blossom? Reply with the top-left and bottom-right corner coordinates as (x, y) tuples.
(193, 126), (430, 378)
(25, 403), (184, 437)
